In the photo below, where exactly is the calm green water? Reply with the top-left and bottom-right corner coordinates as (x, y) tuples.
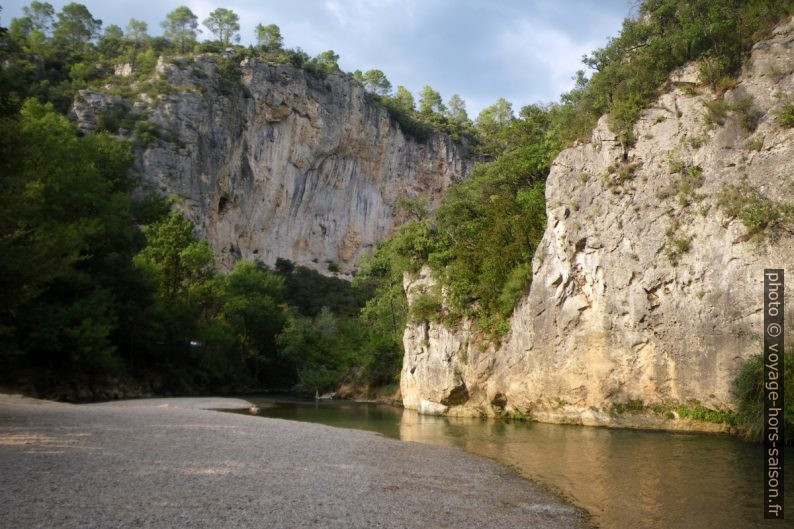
(236, 396), (792, 529)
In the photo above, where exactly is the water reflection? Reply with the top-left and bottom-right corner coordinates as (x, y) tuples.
(240, 396), (792, 529)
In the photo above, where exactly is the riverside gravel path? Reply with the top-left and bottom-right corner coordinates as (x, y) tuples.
(0, 395), (592, 529)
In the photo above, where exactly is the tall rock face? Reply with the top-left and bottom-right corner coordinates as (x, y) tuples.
(72, 57), (468, 273)
(402, 19), (794, 427)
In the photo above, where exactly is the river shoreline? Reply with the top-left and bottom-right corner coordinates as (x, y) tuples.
(0, 394), (592, 529)
(3, 376), (735, 438)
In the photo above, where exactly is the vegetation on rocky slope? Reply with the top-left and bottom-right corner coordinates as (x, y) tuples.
(0, 2), (434, 396)
(360, 0), (794, 434)
(2, 0), (793, 431)
(364, 0), (794, 338)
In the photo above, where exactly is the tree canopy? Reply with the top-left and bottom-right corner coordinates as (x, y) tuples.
(310, 50), (340, 73)
(446, 94), (469, 124)
(161, 6), (199, 53)
(203, 8), (240, 46)
(255, 23), (283, 50)
(53, 2), (101, 46)
(418, 85), (444, 115)
(21, 1), (54, 34)
(393, 86), (415, 112)
(362, 69), (392, 96)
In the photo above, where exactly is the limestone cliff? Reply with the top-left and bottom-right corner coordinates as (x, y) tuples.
(72, 56), (468, 274)
(401, 18), (794, 428)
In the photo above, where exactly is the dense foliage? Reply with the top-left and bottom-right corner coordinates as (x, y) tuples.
(0, 100), (162, 380)
(2, 0), (794, 410)
(273, 259), (400, 394)
(0, 104), (292, 393)
(0, 2), (424, 397)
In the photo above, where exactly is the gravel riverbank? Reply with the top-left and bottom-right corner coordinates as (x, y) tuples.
(0, 395), (592, 528)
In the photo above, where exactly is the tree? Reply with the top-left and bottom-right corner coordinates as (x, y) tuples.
(102, 24), (123, 40)
(446, 94), (469, 124)
(203, 8), (240, 46)
(52, 3), (102, 46)
(0, 100), (161, 374)
(9, 17), (35, 40)
(277, 307), (345, 392)
(22, 1), (54, 34)
(97, 24), (124, 58)
(125, 18), (148, 69)
(221, 260), (286, 378)
(135, 212), (214, 302)
(476, 97), (514, 129)
(162, 6), (199, 53)
(393, 86), (415, 112)
(310, 50), (340, 73)
(125, 18), (148, 48)
(418, 85), (445, 115)
(255, 23), (283, 50)
(363, 69), (392, 96)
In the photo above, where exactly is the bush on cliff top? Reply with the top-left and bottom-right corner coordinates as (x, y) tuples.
(570, 0), (794, 142)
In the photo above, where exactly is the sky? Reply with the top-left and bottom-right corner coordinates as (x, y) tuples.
(1, 0), (632, 116)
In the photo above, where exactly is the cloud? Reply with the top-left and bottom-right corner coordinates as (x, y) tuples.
(323, 0), (418, 30)
(497, 20), (595, 102)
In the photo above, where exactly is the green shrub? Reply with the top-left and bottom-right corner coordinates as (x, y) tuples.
(666, 235), (693, 261)
(732, 95), (762, 132)
(612, 399), (646, 414)
(378, 94), (432, 143)
(408, 290), (443, 323)
(702, 97), (730, 127)
(699, 56), (734, 90)
(496, 263), (532, 318)
(500, 408), (527, 421)
(135, 49), (158, 77)
(675, 402), (737, 425)
(717, 183), (794, 238)
(69, 62), (103, 82)
(665, 159), (704, 205)
(747, 135), (764, 151)
(677, 165), (704, 204)
(774, 93), (794, 128)
(616, 161), (639, 183)
(133, 120), (161, 145)
(668, 155), (686, 174)
(619, 128), (637, 148)
(216, 55), (243, 96)
(732, 352), (793, 442)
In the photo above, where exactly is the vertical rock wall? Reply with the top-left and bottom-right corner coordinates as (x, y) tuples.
(401, 19), (794, 428)
(73, 56), (468, 274)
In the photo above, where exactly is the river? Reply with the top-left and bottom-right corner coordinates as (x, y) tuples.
(234, 396), (791, 529)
